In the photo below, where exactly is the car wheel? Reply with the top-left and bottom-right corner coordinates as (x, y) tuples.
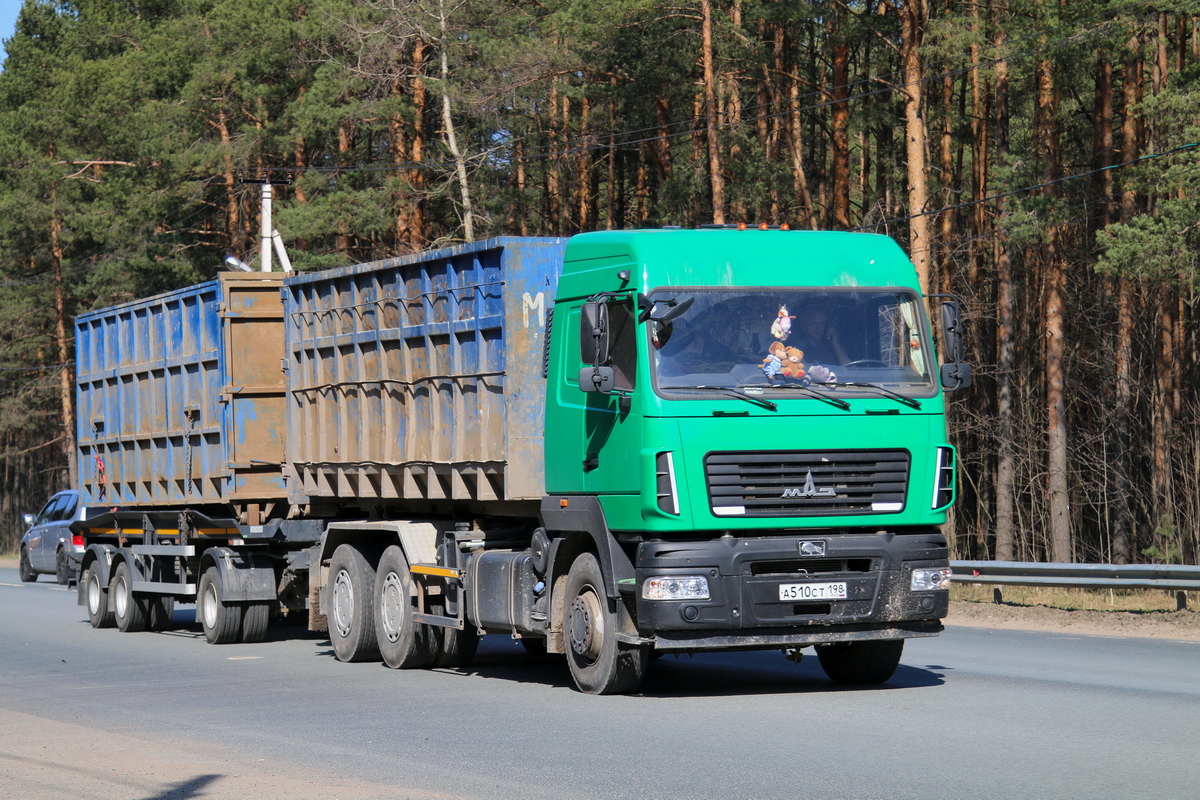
(55, 549), (71, 585)
(18, 548), (38, 582)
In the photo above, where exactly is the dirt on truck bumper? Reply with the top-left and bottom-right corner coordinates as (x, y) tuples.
(633, 530), (949, 652)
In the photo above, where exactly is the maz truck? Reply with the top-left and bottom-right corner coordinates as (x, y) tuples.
(73, 228), (969, 694)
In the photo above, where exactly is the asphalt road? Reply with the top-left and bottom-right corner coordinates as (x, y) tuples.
(2, 565), (1197, 800)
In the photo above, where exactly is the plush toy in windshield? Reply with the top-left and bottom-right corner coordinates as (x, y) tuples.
(779, 346), (806, 379)
(762, 341), (785, 379)
(770, 305), (795, 341)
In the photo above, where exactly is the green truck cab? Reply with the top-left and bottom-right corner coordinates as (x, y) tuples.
(540, 228), (967, 692)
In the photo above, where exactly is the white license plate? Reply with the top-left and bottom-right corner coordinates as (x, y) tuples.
(778, 581), (848, 601)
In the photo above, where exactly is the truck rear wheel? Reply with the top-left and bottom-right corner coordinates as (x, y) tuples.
(85, 561), (115, 628)
(241, 602), (270, 643)
(111, 561), (148, 633)
(328, 544), (380, 662)
(374, 545), (438, 668)
(198, 566), (242, 644)
(816, 639), (904, 685)
(563, 553), (648, 695)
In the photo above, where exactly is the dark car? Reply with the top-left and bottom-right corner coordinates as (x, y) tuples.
(18, 490), (92, 584)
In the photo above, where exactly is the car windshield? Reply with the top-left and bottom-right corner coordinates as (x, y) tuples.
(649, 288), (935, 399)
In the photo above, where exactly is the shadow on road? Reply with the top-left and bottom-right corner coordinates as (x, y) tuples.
(140, 773), (221, 800)
(424, 636), (948, 697)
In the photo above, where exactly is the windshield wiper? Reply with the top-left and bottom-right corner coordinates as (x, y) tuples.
(741, 383), (851, 411)
(662, 385), (778, 411)
(812, 381), (922, 410)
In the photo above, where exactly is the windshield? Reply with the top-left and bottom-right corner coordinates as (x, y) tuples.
(649, 288), (935, 398)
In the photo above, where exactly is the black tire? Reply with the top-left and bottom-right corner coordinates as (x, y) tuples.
(432, 597), (478, 669)
(198, 566), (242, 644)
(373, 545), (438, 669)
(519, 636), (551, 660)
(816, 639), (905, 685)
(18, 548), (37, 582)
(111, 561), (148, 633)
(328, 544), (380, 663)
(55, 550), (71, 585)
(84, 561), (115, 629)
(563, 552), (648, 695)
(147, 596), (176, 632)
(241, 601), (270, 643)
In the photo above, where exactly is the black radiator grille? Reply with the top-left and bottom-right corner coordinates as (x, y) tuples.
(705, 449), (910, 517)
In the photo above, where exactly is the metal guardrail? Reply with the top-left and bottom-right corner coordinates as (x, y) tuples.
(949, 560), (1200, 610)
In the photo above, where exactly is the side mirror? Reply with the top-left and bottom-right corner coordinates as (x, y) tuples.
(941, 362), (973, 391)
(940, 301), (964, 363)
(23, 513), (34, 526)
(580, 301), (610, 366)
(579, 366), (616, 393)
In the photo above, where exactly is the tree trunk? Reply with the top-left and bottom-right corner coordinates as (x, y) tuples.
(831, 10), (851, 230)
(700, 0), (725, 224)
(49, 183), (77, 490)
(897, 0), (931, 294)
(993, 3), (1015, 560)
(1036, 51), (1072, 563)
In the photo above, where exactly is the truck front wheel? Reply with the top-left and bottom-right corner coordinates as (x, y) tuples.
(328, 544), (380, 662)
(563, 553), (648, 695)
(816, 639), (904, 685)
(374, 545), (438, 668)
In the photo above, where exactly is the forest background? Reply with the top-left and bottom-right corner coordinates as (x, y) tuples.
(2, 0), (1199, 566)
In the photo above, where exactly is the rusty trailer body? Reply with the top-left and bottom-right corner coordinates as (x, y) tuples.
(75, 273), (287, 512)
(282, 237), (565, 510)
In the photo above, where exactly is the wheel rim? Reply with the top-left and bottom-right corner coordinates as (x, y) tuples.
(332, 568), (354, 638)
(379, 572), (406, 643)
(113, 574), (128, 619)
(87, 569), (101, 614)
(202, 582), (221, 630)
(568, 586), (604, 663)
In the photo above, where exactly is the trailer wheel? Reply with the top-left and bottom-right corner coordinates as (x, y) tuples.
(563, 553), (648, 695)
(198, 566), (242, 644)
(329, 544), (380, 662)
(147, 596), (176, 632)
(85, 561), (115, 628)
(241, 602), (270, 643)
(816, 639), (904, 685)
(111, 561), (148, 633)
(18, 548), (37, 582)
(374, 545), (437, 668)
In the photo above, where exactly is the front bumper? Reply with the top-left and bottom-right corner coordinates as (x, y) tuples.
(634, 530), (949, 651)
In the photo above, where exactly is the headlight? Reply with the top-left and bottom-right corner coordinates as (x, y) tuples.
(911, 567), (952, 591)
(642, 575), (710, 600)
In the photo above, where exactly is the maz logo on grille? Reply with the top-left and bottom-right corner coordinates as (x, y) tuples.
(781, 470), (837, 499)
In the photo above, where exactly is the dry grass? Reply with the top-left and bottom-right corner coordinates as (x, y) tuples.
(952, 583), (1192, 612)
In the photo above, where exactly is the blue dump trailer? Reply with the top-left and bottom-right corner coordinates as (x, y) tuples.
(74, 231), (965, 694)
